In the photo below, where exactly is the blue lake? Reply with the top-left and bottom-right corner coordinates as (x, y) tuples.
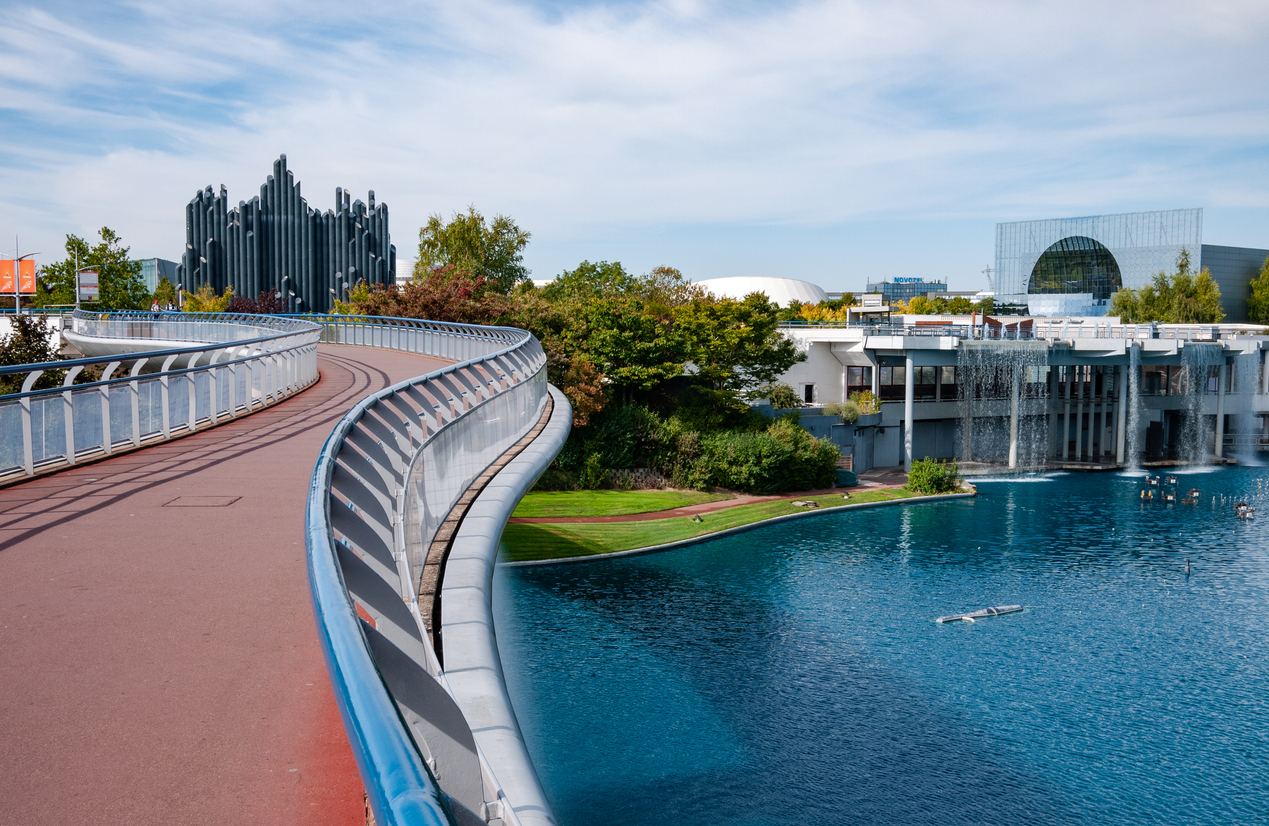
(494, 468), (1269, 825)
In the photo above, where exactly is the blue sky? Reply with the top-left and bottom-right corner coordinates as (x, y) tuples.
(2, 0), (1268, 292)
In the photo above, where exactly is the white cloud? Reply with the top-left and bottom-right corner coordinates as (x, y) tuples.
(0, 0), (1267, 285)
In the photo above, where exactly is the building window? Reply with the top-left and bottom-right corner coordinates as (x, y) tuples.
(847, 366), (872, 395)
(803, 384), (816, 405)
(1028, 236), (1123, 299)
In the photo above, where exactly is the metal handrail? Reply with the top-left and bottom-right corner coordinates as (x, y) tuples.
(778, 319), (1256, 342)
(306, 315), (550, 826)
(0, 311), (321, 479)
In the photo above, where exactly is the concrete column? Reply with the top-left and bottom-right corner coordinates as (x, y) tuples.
(1116, 363), (1128, 464)
(1084, 367), (1095, 462)
(904, 355), (914, 472)
(1215, 362), (1227, 458)
(871, 362), (879, 398)
(1262, 350), (1268, 395)
(1008, 365), (1020, 468)
(1074, 367), (1085, 461)
(1062, 367), (1072, 461)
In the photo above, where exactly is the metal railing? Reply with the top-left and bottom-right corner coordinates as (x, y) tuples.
(779, 319), (1262, 342)
(0, 310), (320, 481)
(305, 315), (550, 826)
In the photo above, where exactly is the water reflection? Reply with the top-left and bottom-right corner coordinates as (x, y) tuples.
(496, 468), (1269, 825)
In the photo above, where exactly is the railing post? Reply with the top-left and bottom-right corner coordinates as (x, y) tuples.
(187, 352), (201, 432)
(62, 366), (85, 465)
(160, 353), (180, 439)
(129, 359), (148, 446)
(101, 361), (121, 454)
(20, 370), (44, 475)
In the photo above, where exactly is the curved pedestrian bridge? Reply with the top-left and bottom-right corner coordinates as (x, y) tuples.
(0, 312), (569, 826)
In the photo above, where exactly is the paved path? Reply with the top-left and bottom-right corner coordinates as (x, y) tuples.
(0, 345), (445, 826)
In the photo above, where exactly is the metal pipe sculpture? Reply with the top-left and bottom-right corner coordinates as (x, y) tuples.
(175, 155), (394, 313)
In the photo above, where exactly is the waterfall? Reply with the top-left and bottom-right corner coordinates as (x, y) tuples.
(1126, 344), (1142, 470)
(1178, 343), (1224, 465)
(958, 341), (1050, 469)
(1229, 352), (1262, 466)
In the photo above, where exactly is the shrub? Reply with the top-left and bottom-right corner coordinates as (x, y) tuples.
(823, 400), (861, 424)
(905, 458), (961, 495)
(580, 453), (609, 490)
(700, 417), (839, 494)
(849, 390), (879, 414)
(763, 382), (801, 409)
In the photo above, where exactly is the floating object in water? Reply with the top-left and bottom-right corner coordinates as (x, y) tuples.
(1235, 502), (1255, 519)
(936, 605), (1023, 623)
(1180, 497), (1199, 505)
(1163, 491), (1176, 503)
(1186, 559), (1191, 575)
(1165, 475), (1179, 485)
(1148, 476), (1160, 486)
(1141, 489), (1154, 500)
(1187, 488), (1200, 498)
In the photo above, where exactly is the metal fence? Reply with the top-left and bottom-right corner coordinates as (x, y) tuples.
(306, 315), (550, 826)
(0, 310), (321, 481)
(779, 319), (1246, 341)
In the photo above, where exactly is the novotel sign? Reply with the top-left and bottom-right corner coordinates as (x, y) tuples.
(892, 277), (929, 284)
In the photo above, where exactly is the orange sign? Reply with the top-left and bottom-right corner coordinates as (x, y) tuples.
(0, 260), (36, 294)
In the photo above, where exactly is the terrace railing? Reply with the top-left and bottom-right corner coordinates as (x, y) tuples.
(779, 319), (1251, 342)
(0, 310), (320, 482)
(305, 315), (551, 826)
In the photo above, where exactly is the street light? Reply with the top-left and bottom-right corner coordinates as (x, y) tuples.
(12, 250), (38, 316)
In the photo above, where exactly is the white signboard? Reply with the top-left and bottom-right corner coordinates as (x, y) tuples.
(77, 270), (99, 302)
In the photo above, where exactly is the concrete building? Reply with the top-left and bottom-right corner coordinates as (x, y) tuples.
(865, 277), (947, 304)
(775, 316), (1269, 474)
(995, 209), (1269, 321)
(696, 276), (828, 305)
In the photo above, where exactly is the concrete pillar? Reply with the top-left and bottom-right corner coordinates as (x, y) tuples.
(871, 362), (879, 397)
(1062, 366), (1072, 461)
(1216, 362), (1227, 458)
(1084, 367), (1095, 462)
(904, 355), (914, 472)
(1075, 368), (1085, 461)
(1008, 365), (1020, 468)
(1048, 368), (1059, 459)
(1116, 363), (1128, 464)
(1262, 350), (1268, 395)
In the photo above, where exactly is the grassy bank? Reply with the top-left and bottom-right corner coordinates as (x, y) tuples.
(512, 489), (731, 518)
(502, 488), (928, 563)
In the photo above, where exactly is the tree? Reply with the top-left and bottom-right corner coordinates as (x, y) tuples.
(182, 284), (234, 312)
(414, 207), (530, 293)
(1109, 248), (1224, 324)
(154, 276), (178, 308)
(36, 228), (150, 310)
(353, 265), (510, 324)
(541, 260), (637, 301)
(0, 315), (63, 393)
(1247, 257), (1269, 324)
(675, 292), (804, 407)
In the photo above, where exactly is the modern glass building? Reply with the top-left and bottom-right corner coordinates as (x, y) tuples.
(865, 277), (947, 304)
(995, 208), (1269, 321)
(138, 258), (178, 293)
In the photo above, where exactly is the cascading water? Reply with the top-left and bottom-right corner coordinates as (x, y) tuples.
(1125, 344), (1142, 471)
(1228, 351), (1262, 466)
(958, 341), (1050, 470)
(1178, 343), (1224, 465)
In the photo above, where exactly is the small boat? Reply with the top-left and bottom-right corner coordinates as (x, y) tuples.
(1235, 502), (1255, 519)
(936, 605), (1023, 623)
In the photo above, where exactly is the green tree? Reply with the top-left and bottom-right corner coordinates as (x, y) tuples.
(675, 292), (804, 408)
(414, 206), (530, 292)
(1109, 248), (1225, 324)
(0, 315), (64, 393)
(1246, 257), (1269, 324)
(154, 276), (177, 307)
(37, 228), (150, 310)
(541, 260), (637, 301)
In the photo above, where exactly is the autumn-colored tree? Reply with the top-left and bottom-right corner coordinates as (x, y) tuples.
(354, 266), (510, 324)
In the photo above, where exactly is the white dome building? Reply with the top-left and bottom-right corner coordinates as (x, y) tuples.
(695, 276), (828, 306)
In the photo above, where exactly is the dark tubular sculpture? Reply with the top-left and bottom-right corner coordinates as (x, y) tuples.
(176, 155), (396, 313)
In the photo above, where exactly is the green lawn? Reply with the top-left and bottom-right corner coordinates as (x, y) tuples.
(511, 489), (732, 518)
(502, 488), (928, 562)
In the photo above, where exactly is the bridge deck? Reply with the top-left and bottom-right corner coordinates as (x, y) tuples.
(0, 345), (447, 826)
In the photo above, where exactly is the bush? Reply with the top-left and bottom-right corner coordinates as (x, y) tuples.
(823, 400), (861, 424)
(849, 390), (879, 414)
(700, 417), (839, 494)
(580, 453), (609, 490)
(905, 458), (961, 495)
(762, 382), (801, 409)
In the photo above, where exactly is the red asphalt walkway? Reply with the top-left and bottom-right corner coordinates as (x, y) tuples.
(0, 345), (446, 826)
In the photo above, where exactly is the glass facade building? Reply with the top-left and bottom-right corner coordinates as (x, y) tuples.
(996, 209), (1202, 317)
(139, 258), (179, 293)
(865, 278), (947, 304)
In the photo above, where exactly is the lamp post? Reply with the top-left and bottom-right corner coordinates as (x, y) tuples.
(13, 248), (39, 316)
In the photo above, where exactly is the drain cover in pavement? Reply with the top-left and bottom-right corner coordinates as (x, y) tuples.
(163, 496), (242, 508)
